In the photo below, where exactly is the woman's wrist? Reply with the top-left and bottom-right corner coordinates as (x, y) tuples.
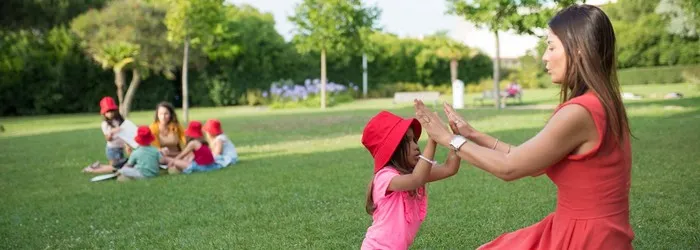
(441, 131), (457, 146)
(464, 129), (480, 141)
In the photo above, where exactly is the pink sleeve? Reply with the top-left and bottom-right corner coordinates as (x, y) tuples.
(372, 168), (399, 200)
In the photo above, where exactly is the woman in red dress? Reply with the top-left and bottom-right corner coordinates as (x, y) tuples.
(414, 4), (634, 249)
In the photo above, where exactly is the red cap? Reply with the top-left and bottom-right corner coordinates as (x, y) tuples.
(185, 121), (204, 139)
(134, 126), (155, 146)
(99, 97), (119, 115)
(361, 111), (421, 173)
(203, 119), (223, 136)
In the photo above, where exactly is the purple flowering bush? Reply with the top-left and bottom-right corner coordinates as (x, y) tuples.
(267, 79), (358, 109)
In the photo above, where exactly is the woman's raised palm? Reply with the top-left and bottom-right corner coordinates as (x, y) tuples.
(442, 102), (476, 138)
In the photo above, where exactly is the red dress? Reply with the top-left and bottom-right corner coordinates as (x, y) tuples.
(479, 92), (634, 250)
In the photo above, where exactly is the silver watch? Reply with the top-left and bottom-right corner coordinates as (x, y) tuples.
(449, 135), (468, 152)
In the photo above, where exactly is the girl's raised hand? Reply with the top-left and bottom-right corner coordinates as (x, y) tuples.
(414, 99), (452, 147)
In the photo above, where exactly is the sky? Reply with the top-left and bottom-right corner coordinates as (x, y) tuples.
(226, 0), (616, 58)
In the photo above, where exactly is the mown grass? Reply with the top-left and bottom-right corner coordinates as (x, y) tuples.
(0, 83), (698, 249)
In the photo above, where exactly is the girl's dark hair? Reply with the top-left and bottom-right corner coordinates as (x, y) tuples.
(549, 4), (631, 142)
(365, 134), (419, 215)
(104, 110), (125, 128)
(154, 102), (180, 125)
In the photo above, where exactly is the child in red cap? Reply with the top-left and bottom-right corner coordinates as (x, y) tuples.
(116, 126), (165, 181)
(360, 110), (461, 250)
(203, 119), (238, 167)
(164, 121), (222, 174)
(83, 96), (128, 173)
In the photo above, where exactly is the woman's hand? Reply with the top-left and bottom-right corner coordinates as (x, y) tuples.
(443, 102), (477, 139)
(414, 99), (452, 147)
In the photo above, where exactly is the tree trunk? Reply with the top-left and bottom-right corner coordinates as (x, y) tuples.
(114, 68), (125, 114)
(122, 68), (141, 118)
(320, 47), (327, 109)
(182, 37), (190, 123)
(450, 58), (458, 83)
(362, 52), (367, 99)
(494, 30), (502, 110)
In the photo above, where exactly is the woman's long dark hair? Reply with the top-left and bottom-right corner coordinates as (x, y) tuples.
(549, 4), (631, 142)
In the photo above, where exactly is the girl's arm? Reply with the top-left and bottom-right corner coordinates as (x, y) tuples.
(427, 149), (460, 182)
(105, 127), (121, 141)
(174, 140), (200, 160)
(387, 139), (437, 192)
(211, 139), (223, 156)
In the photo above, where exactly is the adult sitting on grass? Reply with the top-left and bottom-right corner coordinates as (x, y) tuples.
(116, 126), (165, 181)
(149, 102), (186, 158)
(414, 4), (634, 249)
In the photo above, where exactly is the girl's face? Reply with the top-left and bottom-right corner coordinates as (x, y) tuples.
(405, 129), (420, 167)
(542, 29), (568, 84)
(157, 107), (172, 125)
(104, 110), (115, 119)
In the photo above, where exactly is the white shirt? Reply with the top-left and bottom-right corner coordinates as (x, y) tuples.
(102, 120), (125, 148)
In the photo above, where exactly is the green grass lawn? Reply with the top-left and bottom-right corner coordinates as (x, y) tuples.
(1, 83), (698, 249)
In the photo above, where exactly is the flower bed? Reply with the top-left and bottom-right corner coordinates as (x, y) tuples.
(266, 79), (358, 109)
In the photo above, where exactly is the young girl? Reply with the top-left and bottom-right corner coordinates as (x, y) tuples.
(360, 110), (461, 249)
(203, 119), (238, 167)
(165, 121), (222, 174)
(83, 97), (128, 173)
(117, 126), (164, 181)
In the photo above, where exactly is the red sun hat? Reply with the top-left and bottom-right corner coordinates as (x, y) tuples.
(361, 111), (422, 174)
(134, 126), (155, 146)
(185, 121), (204, 138)
(99, 96), (119, 115)
(203, 119), (223, 136)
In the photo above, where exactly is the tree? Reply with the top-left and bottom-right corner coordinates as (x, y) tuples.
(446, 0), (581, 109)
(71, 0), (178, 117)
(289, 0), (380, 109)
(656, 0), (698, 38)
(163, 0), (225, 123)
(430, 31), (474, 83)
(0, 0), (109, 30)
(201, 4), (297, 106)
(606, 0), (699, 68)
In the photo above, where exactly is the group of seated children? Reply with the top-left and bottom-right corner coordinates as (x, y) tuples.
(84, 97), (238, 182)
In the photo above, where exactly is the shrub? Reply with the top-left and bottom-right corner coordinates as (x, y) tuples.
(617, 65), (700, 85)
